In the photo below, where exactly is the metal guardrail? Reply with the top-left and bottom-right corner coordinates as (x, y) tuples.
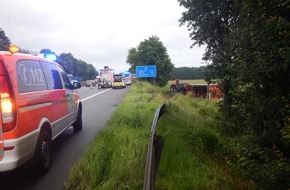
(143, 103), (166, 190)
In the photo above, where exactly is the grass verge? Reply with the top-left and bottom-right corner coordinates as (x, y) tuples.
(65, 82), (254, 190)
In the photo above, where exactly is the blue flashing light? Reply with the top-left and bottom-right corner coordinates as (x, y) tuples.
(123, 71), (130, 77)
(44, 53), (57, 61)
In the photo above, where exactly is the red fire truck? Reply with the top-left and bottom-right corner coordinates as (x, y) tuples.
(98, 66), (114, 88)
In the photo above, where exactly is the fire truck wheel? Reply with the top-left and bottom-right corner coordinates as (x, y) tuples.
(73, 107), (83, 132)
(34, 130), (52, 174)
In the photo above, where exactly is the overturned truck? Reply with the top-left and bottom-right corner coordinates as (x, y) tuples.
(170, 79), (222, 99)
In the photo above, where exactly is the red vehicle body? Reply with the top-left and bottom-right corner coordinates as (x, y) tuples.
(170, 79), (222, 99)
(0, 46), (82, 174)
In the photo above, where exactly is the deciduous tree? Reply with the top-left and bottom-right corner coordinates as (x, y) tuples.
(0, 28), (11, 51)
(127, 36), (174, 86)
(179, 0), (290, 188)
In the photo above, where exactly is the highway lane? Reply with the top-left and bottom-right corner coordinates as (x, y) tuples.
(0, 86), (130, 190)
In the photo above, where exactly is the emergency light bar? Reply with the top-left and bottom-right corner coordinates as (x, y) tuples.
(38, 53), (57, 61)
(8, 44), (19, 53)
(8, 44), (57, 61)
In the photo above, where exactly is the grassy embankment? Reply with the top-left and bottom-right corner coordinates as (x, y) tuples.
(65, 81), (254, 190)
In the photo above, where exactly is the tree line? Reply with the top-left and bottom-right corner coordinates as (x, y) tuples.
(179, 0), (289, 189)
(170, 66), (206, 80)
(0, 28), (97, 81)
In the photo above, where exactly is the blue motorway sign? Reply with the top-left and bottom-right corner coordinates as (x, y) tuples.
(135, 65), (157, 78)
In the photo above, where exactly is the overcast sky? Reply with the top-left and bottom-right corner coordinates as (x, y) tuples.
(0, 0), (206, 73)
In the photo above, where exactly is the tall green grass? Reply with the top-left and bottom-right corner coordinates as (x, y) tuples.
(65, 82), (253, 190)
(154, 96), (250, 189)
(65, 82), (164, 189)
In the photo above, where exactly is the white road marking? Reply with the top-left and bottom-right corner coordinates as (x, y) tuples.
(81, 89), (111, 102)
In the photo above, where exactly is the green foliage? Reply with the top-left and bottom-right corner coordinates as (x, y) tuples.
(170, 66), (205, 80)
(0, 28), (11, 51)
(229, 0), (290, 146)
(223, 137), (290, 190)
(126, 36), (174, 87)
(179, 1), (290, 188)
(58, 53), (96, 80)
(58, 53), (78, 75)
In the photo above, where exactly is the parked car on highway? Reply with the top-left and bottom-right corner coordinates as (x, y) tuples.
(0, 45), (83, 174)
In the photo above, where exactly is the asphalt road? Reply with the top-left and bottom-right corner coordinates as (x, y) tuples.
(0, 85), (130, 190)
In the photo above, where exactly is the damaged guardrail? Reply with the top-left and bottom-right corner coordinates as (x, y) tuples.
(143, 103), (166, 190)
